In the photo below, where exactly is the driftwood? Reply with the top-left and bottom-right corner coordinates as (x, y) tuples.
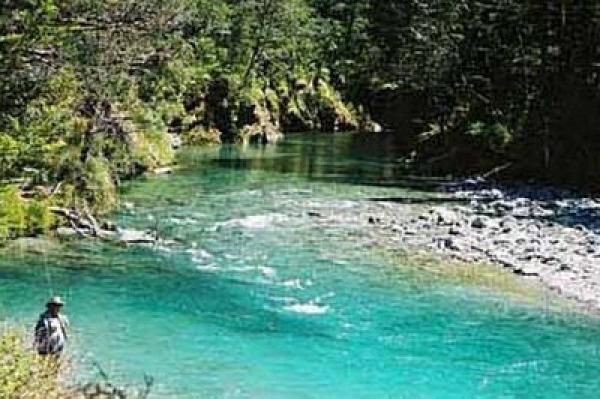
(73, 360), (154, 398)
(482, 162), (513, 179)
(49, 206), (158, 244)
(49, 207), (104, 238)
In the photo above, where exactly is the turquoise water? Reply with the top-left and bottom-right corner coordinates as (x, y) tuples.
(2, 134), (600, 398)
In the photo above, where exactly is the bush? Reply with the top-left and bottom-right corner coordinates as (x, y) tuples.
(0, 134), (23, 178)
(25, 200), (55, 236)
(182, 127), (221, 146)
(0, 186), (26, 239)
(465, 122), (513, 153)
(0, 330), (65, 399)
(0, 186), (55, 240)
(128, 106), (175, 170)
(81, 158), (117, 216)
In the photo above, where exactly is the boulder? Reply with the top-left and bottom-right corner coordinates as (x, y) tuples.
(492, 200), (516, 211)
(169, 133), (182, 149)
(449, 227), (463, 236)
(432, 208), (459, 226)
(151, 167), (173, 175)
(441, 237), (461, 251)
(101, 220), (118, 232)
(362, 120), (383, 133)
(240, 123), (283, 144)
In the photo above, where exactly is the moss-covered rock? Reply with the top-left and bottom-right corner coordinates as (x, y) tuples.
(239, 123), (283, 145)
(314, 81), (359, 132)
(235, 84), (284, 144)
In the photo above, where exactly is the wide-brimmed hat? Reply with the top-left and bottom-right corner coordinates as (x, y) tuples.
(46, 296), (65, 307)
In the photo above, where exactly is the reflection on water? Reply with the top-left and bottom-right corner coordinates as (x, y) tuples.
(182, 133), (417, 187)
(1, 133), (600, 398)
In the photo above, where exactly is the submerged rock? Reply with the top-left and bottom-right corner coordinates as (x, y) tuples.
(471, 216), (488, 229)
(432, 208), (459, 226)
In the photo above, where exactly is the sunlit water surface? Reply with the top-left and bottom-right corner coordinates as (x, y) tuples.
(1, 134), (600, 398)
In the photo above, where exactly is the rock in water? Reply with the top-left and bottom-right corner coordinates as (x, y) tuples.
(471, 216), (488, 229)
(433, 208), (459, 226)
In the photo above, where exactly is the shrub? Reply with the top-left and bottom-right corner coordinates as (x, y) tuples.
(0, 328), (154, 398)
(0, 186), (26, 240)
(0, 186), (55, 239)
(0, 330), (66, 399)
(182, 127), (221, 146)
(0, 134), (23, 178)
(128, 106), (175, 170)
(465, 122), (513, 153)
(81, 158), (117, 215)
(24, 200), (55, 236)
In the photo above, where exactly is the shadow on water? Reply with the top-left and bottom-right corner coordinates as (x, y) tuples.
(180, 132), (600, 233)
(534, 209), (600, 233)
(183, 133), (450, 191)
(367, 196), (469, 204)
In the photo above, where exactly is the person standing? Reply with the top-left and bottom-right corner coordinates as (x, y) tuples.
(34, 296), (69, 356)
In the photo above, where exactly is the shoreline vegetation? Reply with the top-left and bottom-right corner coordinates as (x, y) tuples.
(0, 0), (372, 242)
(0, 327), (154, 398)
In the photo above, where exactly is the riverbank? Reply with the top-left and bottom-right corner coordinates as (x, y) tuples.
(0, 326), (154, 398)
(304, 181), (600, 312)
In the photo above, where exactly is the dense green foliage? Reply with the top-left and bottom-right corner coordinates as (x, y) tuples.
(1, 0), (598, 238)
(0, 0), (362, 238)
(315, 1), (600, 189)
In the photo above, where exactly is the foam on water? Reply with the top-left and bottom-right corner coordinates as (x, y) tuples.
(257, 266), (277, 278)
(284, 302), (330, 315)
(216, 213), (289, 230)
(280, 279), (306, 289)
(186, 248), (213, 259)
(169, 217), (200, 225)
(195, 264), (220, 272)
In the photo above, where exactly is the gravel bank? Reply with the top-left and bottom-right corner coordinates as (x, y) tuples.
(306, 182), (600, 311)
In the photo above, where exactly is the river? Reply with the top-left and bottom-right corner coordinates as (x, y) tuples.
(1, 133), (600, 398)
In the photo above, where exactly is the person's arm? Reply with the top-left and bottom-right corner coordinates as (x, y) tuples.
(59, 315), (69, 340)
(34, 315), (47, 349)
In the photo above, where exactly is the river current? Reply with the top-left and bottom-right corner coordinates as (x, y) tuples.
(1, 134), (600, 398)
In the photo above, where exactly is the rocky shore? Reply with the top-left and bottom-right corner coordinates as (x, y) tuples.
(306, 181), (600, 311)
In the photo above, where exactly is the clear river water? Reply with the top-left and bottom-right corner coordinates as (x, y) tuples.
(1, 134), (600, 398)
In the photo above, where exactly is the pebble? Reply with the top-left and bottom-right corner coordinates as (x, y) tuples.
(312, 180), (600, 311)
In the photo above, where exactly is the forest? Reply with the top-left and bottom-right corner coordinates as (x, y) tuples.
(1, 0), (599, 238)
